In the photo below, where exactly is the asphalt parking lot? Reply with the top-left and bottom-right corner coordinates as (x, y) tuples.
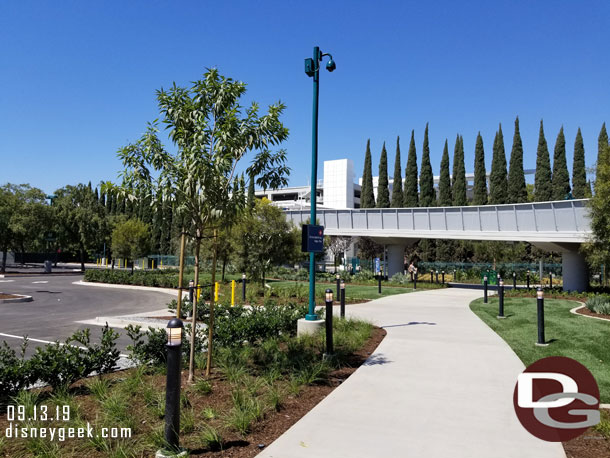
(0, 273), (172, 356)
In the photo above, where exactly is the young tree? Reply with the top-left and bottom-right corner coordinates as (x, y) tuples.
(327, 236), (353, 273)
(357, 237), (383, 269)
(234, 199), (296, 285)
(391, 136), (403, 207)
(508, 117), (527, 203)
(111, 219), (151, 273)
(117, 69), (290, 381)
(54, 184), (107, 271)
(489, 125), (508, 204)
(552, 126), (571, 199)
(587, 144), (610, 273)
(452, 135), (467, 205)
(376, 142), (390, 208)
(599, 123), (608, 159)
(572, 128), (587, 199)
(472, 132), (487, 205)
(419, 123), (435, 207)
(247, 173), (256, 209)
(403, 130), (419, 207)
(361, 139), (375, 208)
(534, 120), (552, 201)
(438, 139), (452, 206)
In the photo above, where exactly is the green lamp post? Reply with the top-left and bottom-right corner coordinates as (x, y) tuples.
(304, 46), (336, 321)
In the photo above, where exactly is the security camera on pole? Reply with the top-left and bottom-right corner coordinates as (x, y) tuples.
(297, 46), (336, 337)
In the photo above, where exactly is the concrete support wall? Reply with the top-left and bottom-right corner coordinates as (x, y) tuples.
(562, 250), (589, 292)
(387, 245), (406, 277)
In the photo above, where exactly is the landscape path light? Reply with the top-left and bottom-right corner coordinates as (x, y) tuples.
(340, 280), (346, 318)
(483, 275), (488, 304)
(497, 279), (505, 319)
(242, 273), (247, 302)
(157, 318), (186, 458)
(536, 288), (548, 346)
(324, 289), (334, 357)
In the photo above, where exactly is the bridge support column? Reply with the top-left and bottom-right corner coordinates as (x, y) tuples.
(387, 245), (406, 277)
(562, 250), (588, 292)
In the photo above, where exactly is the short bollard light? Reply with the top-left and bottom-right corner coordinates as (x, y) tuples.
(513, 271), (517, 289)
(536, 288), (547, 346)
(413, 271), (417, 289)
(336, 273), (341, 301)
(188, 280), (195, 306)
(340, 280), (346, 318)
(160, 318), (185, 457)
(441, 271), (445, 285)
(378, 274), (382, 294)
(242, 273), (247, 302)
(527, 270), (530, 289)
(550, 272), (553, 289)
(483, 275), (488, 304)
(435, 270), (439, 284)
(497, 279), (505, 319)
(430, 269), (434, 283)
(324, 289), (334, 357)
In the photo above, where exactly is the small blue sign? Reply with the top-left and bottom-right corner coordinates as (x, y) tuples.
(374, 257), (380, 274)
(301, 224), (325, 252)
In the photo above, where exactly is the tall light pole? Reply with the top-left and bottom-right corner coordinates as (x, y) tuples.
(304, 46), (336, 321)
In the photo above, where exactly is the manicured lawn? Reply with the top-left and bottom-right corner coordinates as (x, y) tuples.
(470, 297), (610, 402)
(268, 280), (415, 302)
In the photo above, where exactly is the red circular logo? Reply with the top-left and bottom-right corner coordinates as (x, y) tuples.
(513, 356), (600, 441)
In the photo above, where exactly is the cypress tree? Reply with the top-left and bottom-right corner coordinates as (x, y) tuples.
(438, 139), (452, 206)
(391, 136), (403, 207)
(361, 139), (376, 208)
(552, 126), (570, 199)
(597, 123), (609, 191)
(247, 173), (256, 209)
(94, 187), (99, 203)
(403, 130), (419, 207)
(472, 132), (488, 205)
(100, 190), (106, 208)
(377, 142), (390, 208)
(534, 120), (552, 201)
(572, 128), (587, 199)
(419, 123), (435, 207)
(452, 135), (467, 205)
(508, 117), (527, 203)
(489, 125), (508, 204)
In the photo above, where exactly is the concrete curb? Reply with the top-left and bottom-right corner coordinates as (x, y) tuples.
(0, 294), (33, 303)
(569, 303), (610, 323)
(73, 281), (178, 296)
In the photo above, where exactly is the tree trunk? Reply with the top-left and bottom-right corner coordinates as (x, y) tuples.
(1, 248), (7, 273)
(205, 229), (218, 378)
(79, 244), (85, 271)
(221, 256), (227, 282)
(188, 232), (202, 383)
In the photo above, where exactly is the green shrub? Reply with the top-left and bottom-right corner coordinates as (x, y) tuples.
(0, 339), (37, 401)
(586, 295), (610, 314)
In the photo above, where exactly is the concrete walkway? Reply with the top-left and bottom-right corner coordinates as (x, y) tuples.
(259, 288), (566, 458)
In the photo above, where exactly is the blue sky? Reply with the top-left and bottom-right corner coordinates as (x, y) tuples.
(1, 1), (608, 194)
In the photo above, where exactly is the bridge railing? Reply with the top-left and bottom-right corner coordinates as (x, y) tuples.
(284, 199), (590, 240)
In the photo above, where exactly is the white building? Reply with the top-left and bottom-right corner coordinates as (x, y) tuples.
(255, 157), (534, 209)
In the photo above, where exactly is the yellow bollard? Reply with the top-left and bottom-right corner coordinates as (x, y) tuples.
(214, 282), (219, 302)
(124, 259), (127, 269)
(231, 280), (235, 306)
(118, 259), (121, 268)
(160, 260), (163, 268)
(196, 284), (201, 302)
(152, 260), (155, 270)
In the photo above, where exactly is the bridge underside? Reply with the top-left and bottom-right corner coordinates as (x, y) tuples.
(362, 237), (588, 292)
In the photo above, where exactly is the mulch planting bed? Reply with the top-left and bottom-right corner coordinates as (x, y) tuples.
(564, 426), (610, 458)
(0, 327), (386, 457)
(575, 306), (610, 321)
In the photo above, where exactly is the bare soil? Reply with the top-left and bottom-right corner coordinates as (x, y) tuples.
(575, 306), (610, 321)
